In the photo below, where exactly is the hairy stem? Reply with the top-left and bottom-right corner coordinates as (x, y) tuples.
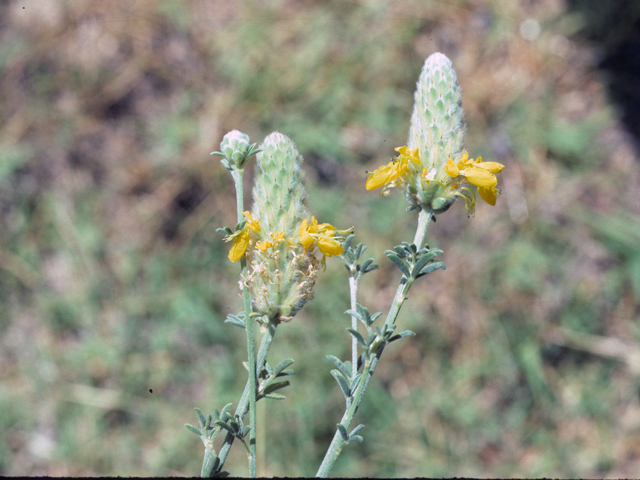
(232, 167), (258, 478)
(315, 208), (432, 477)
(349, 275), (358, 374)
(203, 322), (277, 477)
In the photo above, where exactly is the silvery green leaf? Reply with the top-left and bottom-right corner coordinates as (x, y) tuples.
(345, 249), (355, 264)
(220, 403), (233, 420)
(356, 303), (369, 318)
(412, 252), (438, 276)
(331, 370), (351, 400)
(326, 355), (351, 379)
(337, 423), (349, 441)
(214, 420), (235, 435)
(389, 330), (416, 343)
(219, 158), (232, 171)
(264, 393), (286, 400)
(417, 261), (446, 278)
(343, 234), (355, 251)
(263, 381), (290, 394)
(195, 408), (206, 428)
(386, 253), (410, 277)
(185, 424), (202, 436)
(361, 258), (378, 273)
(347, 328), (367, 347)
(350, 424), (365, 437)
(344, 308), (364, 322)
(369, 311), (382, 325)
(224, 314), (245, 328)
(216, 226), (233, 235)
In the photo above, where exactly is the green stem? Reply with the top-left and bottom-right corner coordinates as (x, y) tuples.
(348, 275), (358, 374)
(242, 266), (257, 478)
(203, 322), (277, 477)
(233, 167), (257, 478)
(413, 207), (432, 250)
(315, 208), (432, 477)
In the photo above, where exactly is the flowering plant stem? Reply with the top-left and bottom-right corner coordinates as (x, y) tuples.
(231, 167), (258, 476)
(206, 322), (277, 476)
(349, 275), (358, 372)
(316, 208), (432, 478)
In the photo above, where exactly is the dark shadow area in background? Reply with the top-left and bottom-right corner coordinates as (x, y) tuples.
(569, 0), (640, 147)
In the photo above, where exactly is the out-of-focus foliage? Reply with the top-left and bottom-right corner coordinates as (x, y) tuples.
(1, 0), (640, 477)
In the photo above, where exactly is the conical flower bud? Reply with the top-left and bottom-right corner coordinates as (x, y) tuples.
(251, 132), (309, 239)
(407, 52), (466, 212)
(365, 53), (504, 215)
(244, 132), (316, 323)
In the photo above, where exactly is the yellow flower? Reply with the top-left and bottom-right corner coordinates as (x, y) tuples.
(256, 231), (286, 252)
(446, 153), (504, 205)
(365, 162), (402, 191)
(299, 218), (315, 249)
(299, 216), (344, 257)
(395, 146), (421, 165)
(477, 186), (498, 206)
(365, 146), (420, 191)
(227, 211), (261, 262)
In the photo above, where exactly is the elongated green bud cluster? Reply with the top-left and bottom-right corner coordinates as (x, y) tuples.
(408, 52), (465, 179)
(246, 132), (317, 323)
(366, 53), (505, 215)
(251, 132), (310, 239)
(407, 52), (466, 213)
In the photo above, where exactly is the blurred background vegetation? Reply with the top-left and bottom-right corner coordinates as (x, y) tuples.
(2, 0), (640, 476)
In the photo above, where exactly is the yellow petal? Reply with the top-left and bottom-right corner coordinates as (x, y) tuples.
(242, 211), (260, 231)
(366, 163), (396, 190)
(409, 148), (421, 165)
(228, 231), (250, 262)
(317, 236), (343, 256)
(318, 222), (336, 233)
(478, 186), (497, 206)
(256, 240), (275, 251)
(445, 158), (459, 177)
(456, 151), (470, 169)
(299, 219), (315, 248)
(476, 161), (505, 174)
(395, 146), (420, 165)
(461, 166), (497, 187)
